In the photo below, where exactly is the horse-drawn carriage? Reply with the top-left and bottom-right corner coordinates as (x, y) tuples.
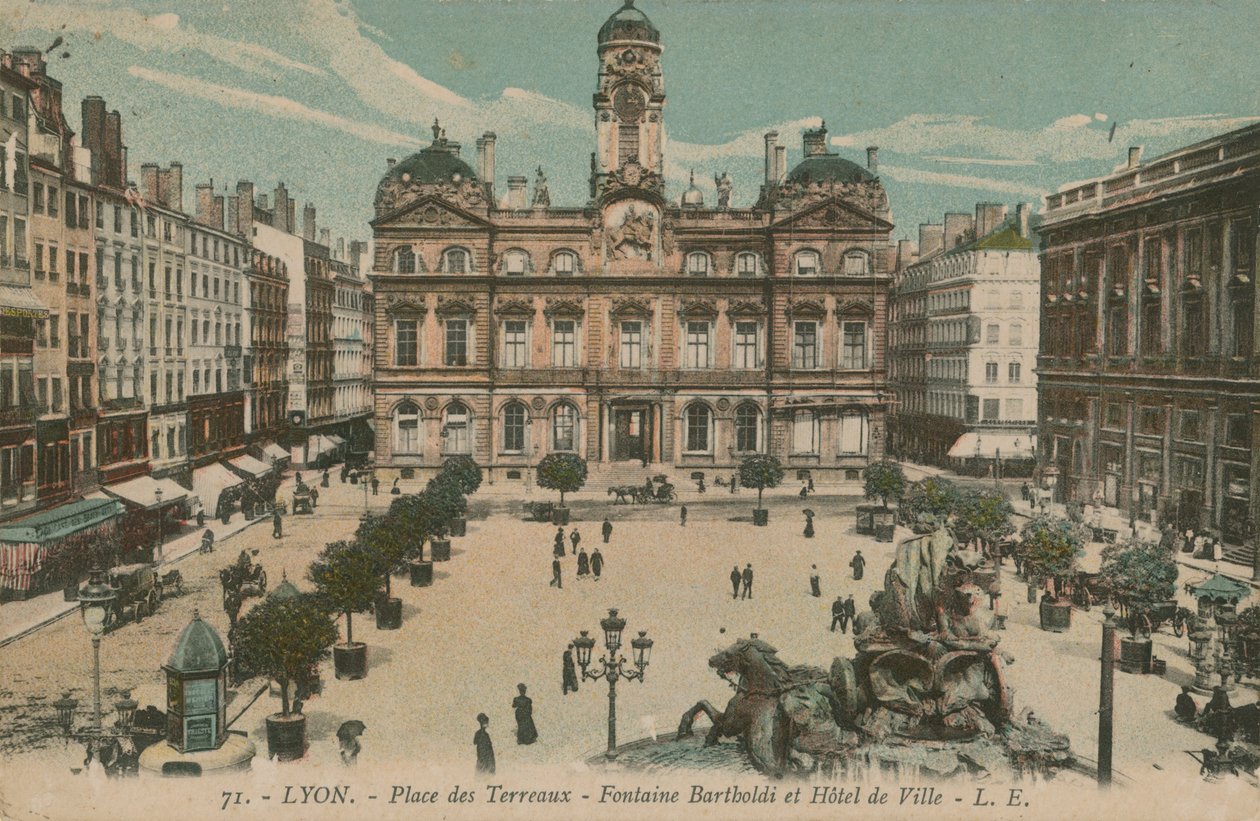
(219, 551), (267, 602)
(292, 484), (314, 515)
(607, 477), (677, 505)
(103, 563), (163, 629)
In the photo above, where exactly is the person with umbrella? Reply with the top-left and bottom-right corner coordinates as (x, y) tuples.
(803, 508), (815, 538)
(337, 720), (366, 766)
(512, 684), (538, 745)
(473, 713), (495, 774)
(850, 550), (866, 581)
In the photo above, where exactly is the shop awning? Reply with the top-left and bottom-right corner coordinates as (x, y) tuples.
(228, 454), (272, 478)
(261, 442), (289, 462)
(192, 463), (243, 516)
(307, 435), (339, 457)
(0, 498), (124, 545)
(101, 475), (188, 510)
(947, 431), (1036, 460)
(326, 434), (345, 447)
(0, 284), (49, 319)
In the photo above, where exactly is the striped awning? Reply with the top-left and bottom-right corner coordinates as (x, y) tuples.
(102, 475), (188, 510)
(0, 285), (49, 318)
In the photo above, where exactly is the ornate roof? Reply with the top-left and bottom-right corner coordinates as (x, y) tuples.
(165, 612), (228, 674)
(599, 0), (660, 45)
(375, 120), (484, 215)
(680, 170), (704, 208)
(786, 154), (876, 187)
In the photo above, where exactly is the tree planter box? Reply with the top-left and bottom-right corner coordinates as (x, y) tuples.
(409, 560), (433, 587)
(375, 596), (402, 630)
(265, 713), (306, 761)
(855, 504), (888, 536)
(753, 508), (769, 527)
(62, 584), (79, 602)
(449, 517), (467, 537)
(1039, 598), (1073, 632)
(1119, 637), (1152, 674)
(873, 518), (896, 543)
(334, 642), (367, 680)
(551, 506), (570, 526)
(431, 539), (451, 562)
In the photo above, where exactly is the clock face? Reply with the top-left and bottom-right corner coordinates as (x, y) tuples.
(613, 85), (645, 123)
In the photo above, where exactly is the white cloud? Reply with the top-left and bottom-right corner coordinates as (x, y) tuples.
(878, 164), (1044, 197)
(924, 156), (1036, 167)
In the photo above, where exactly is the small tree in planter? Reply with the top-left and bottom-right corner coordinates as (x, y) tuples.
(897, 477), (960, 529)
(309, 540), (382, 680)
(1100, 538), (1179, 636)
(953, 489), (1015, 560)
(536, 453), (587, 525)
(355, 511), (410, 628)
(739, 454), (784, 526)
(423, 475), (467, 561)
(1019, 515), (1087, 632)
(231, 592), (337, 760)
(860, 460), (905, 540)
(439, 455), (481, 535)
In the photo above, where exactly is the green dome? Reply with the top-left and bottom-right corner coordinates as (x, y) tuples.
(599, 0), (660, 44)
(786, 154), (876, 186)
(165, 613), (228, 674)
(269, 577), (302, 601)
(388, 144), (478, 187)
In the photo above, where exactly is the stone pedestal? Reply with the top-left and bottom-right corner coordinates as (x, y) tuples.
(139, 734), (256, 776)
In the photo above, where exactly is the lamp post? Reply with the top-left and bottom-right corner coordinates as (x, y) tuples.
(1097, 603), (1118, 787)
(78, 569), (117, 731)
(153, 486), (164, 562)
(1042, 466), (1059, 514)
(572, 608), (653, 759)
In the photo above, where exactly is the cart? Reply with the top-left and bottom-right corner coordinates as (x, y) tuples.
(105, 563), (162, 629)
(293, 486), (314, 515)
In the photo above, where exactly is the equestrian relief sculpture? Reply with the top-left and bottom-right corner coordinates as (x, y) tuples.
(677, 522), (1072, 779)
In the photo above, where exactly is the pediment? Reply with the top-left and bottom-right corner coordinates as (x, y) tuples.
(771, 196), (893, 232)
(678, 298), (718, 319)
(543, 297), (585, 318)
(434, 295), (477, 317)
(494, 297), (536, 317)
(785, 298), (827, 319)
(609, 297), (653, 318)
(371, 195), (492, 230)
(836, 298), (874, 318)
(384, 294), (428, 315)
(727, 300), (767, 318)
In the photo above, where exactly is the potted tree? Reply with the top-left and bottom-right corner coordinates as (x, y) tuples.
(952, 489), (1015, 567)
(1100, 538), (1179, 674)
(355, 510), (407, 628)
(536, 453), (587, 526)
(424, 475), (467, 561)
(1019, 515), (1087, 632)
(309, 539), (381, 680)
(231, 592), (337, 761)
(739, 454), (784, 526)
(439, 455), (482, 536)
(860, 460), (906, 541)
(897, 477), (960, 530)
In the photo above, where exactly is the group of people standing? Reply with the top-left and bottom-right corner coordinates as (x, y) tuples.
(1176, 524), (1224, 562)
(473, 683), (541, 776)
(549, 525), (606, 588)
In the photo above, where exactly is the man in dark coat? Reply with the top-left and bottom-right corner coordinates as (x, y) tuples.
(550, 557), (562, 589)
(272, 509), (283, 539)
(569, 528), (582, 556)
(1175, 686), (1197, 723)
(562, 645), (579, 694)
(602, 518), (613, 544)
(680, 505), (687, 527)
(729, 473), (737, 494)
(474, 714), (495, 774)
(554, 527), (565, 555)
(830, 596), (845, 632)
(844, 594), (856, 627)
(591, 548), (604, 580)
(371, 476), (380, 496)
(809, 565), (821, 597)
(729, 566), (741, 599)
(741, 564), (754, 599)
(850, 550), (866, 580)
(512, 684), (538, 745)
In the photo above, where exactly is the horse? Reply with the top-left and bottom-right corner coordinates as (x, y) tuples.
(606, 486), (639, 505)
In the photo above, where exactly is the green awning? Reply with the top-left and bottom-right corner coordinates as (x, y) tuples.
(1188, 573), (1252, 603)
(0, 498), (124, 545)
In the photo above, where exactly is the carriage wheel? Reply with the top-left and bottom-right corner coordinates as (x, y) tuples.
(1174, 618), (1185, 638)
(149, 588), (160, 614)
(258, 570), (268, 593)
(134, 600), (145, 623)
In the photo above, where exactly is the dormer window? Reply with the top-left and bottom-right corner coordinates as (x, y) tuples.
(843, 250), (870, 275)
(686, 252), (711, 277)
(394, 247), (416, 274)
(794, 250), (820, 277)
(552, 250), (577, 277)
(442, 247), (471, 274)
(503, 249), (529, 276)
(736, 252), (761, 278)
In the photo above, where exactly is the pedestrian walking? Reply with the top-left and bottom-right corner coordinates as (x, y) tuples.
(310, 486), (319, 508)
(550, 557), (562, 588)
(196, 508), (206, 528)
(1183, 527), (1195, 554)
(807, 477), (815, 494)
(844, 594), (856, 627)
(512, 684), (538, 745)
(602, 517), (613, 544)
(554, 527), (566, 555)
(371, 476), (380, 496)
(680, 505), (688, 527)
(803, 509), (815, 538)
(830, 596), (845, 632)
(729, 566), (741, 599)
(799, 483), (809, 500)
(321, 469), (330, 488)
(741, 564), (753, 599)
(1020, 482), (1030, 503)
(272, 509), (283, 539)
(850, 550), (866, 581)
(569, 528), (582, 556)
(562, 645), (579, 694)
(553, 537), (565, 559)
(474, 714), (495, 775)
(591, 548), (604, 580)
(809, 565), (821, 597)
(729, 473), (737, 494)
(577, 548), (590, 578)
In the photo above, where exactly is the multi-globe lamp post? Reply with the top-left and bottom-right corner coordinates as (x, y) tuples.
(572, 608), (654, 759)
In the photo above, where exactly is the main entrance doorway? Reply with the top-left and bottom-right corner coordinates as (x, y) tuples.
(612, 407), (650, 462)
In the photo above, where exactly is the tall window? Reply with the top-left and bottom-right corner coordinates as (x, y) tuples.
(1233, 295), (1254, 358)
(502, 320), (527, 368)
(684, 404), (711, 452)
(983, 399), (1001, 420)
(735, 403), (760, 452)
(735, 252), (760, 278)
(443, 403), (470, 454)
(838, 411), (868, 455)
(841, 321), (867, 369)
(552, 404), (577, 451)
(445, 319), (468, 366)
(619, 321), (642, 368)
(986, 323), (1000, 344)
(552, 251), (576, 276)
(442, 247), (470, 274)
(792, 321), (819, 369)
(985, 362), (999, 383)
(394, 402), (420, 453)
(503, 403), (526, 452)
(794, 250), (820, 277)
(684, 321), (711, 368)
(618, 123), (640, 166)
(1108, 306), (1127, 356)
(843, 251), (870, 275)
(394, 320), (418, 366)
(552, 319), (577, 367)
(394, 247), (416, 273)
(1008, 362), (1022, 383)
(792, 409), (818, 454)
(686, 252), (710, 277)
(1008, 322), (1023, 346)
(734, 321), (760, 369)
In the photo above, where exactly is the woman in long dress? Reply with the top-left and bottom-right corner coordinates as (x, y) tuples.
(474, 713), (495, 774)
(576, 548), (590, 578)
(512, 684), (538, 745)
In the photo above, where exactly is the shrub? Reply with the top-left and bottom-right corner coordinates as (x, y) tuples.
(232, 593), (337, 717)
(739, 454), (785, 509)
(898, 477), (960, 530)
(862, 461), (907, 509)
(536, 453), (588, 507)
(439, 455), (483, 496)
(309, 540), (383, 645)
(1019, 515), (1087, 598)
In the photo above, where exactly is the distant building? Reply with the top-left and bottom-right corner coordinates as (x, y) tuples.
(889, 202), (1040, 477)
(1037, 125), (1260, 567)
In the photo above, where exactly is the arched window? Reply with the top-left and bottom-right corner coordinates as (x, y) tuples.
(791, 409), (819, 454)
(735, 251), (761, 278)
(443, 402), (471, 454)
(794, 250), (820, 277)
(502, 249), (530, 276)
(734, 403), (761, 453)
(685, 252), (711, 277)
(684, 404), (712, 453)
(552, 403), (578, 452)
(441, 247), (471, 274)
(838, 411), (869, 455)
(393, 246), (416, 274)
(503, 402), (527, 452)
(395, 401), (420, 454)
(843, 250), (870, 275)
(551, 250), (577, 277)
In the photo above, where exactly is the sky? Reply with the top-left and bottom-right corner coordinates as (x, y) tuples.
(3, 0), (1259, 245)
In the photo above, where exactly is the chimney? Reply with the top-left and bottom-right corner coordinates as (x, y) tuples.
(482, 132), (496, 200)
(235, 180), (254, 235)
(303, 202), (317, 241)
(764, 131), (779, 184)
(1127, 145), (1143, 169)
(802, 122), (829, 157)
(974, 202), (1007, 239)
(943, 212), (974, 250)
(506, 176), (527, 209)
(140, 163), (160, 204)
(82, 97), (106, 184)
(336, 237), (346, 260)
(866, 146), (879, 173)
(896, 240), (918, 271)
(319, 228), (331, 249)
(212, 194), (224, 231)
(288, 201), (296, 234)
(918, 223), (944, 258)
(195, 182), (214, 227)
(475, 137), (486, 180)
(226, 196), (238, 232)
(775, 146), (787, 183)
(273, 183), (290, 233)
(104, 110), (123, 188)
(163, 162), (183, 212)
(386, 158), (396, 170)
(1016, 202), (1030, 238)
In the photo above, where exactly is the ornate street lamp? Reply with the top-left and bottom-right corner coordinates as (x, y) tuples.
(78, 568), (117, 731)
(114, 690), (138, 735)
(54, 692), (79, 736)
(571, 608), (654, 759)
(153, 487), (164, 561)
